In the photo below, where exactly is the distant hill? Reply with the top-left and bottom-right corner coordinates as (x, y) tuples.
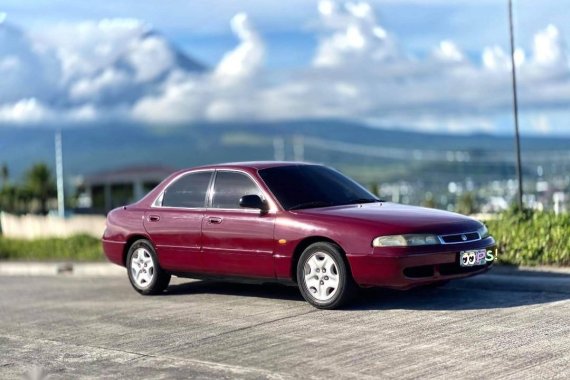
(1, 120), (569, 187)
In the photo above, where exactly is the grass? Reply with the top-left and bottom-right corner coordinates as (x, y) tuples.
(0, 209), (568, 266)
(486, 209), (570, 266)
(0, 234), (104, 261)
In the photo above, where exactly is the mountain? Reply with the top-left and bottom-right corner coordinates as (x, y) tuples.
(1, 17), (207, 111)
(1, 121), (569, 188)
(64, 29), (207, 108)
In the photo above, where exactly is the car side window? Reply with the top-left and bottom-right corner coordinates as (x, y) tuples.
(211, 171), (262, 209)
(161, 171), (212, 208)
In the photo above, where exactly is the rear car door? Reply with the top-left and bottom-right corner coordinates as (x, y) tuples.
(144, 170), (213, 272)
(201, 170), (276, 278)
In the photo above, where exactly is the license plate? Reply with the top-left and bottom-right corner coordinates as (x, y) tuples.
(459, 249), (487, 267)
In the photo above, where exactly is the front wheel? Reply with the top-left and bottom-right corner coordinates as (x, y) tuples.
(297, 242), (355, 309)
(127, 239), (170, 295)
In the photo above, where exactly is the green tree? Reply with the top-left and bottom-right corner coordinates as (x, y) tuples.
(369, 182), (380, 197)
(422, 192), (437, 209)
(0, 163), (8, 184)
(24, 163), (56, 215)
(0, 184), (16, 212)
(0, 163), (13, 212)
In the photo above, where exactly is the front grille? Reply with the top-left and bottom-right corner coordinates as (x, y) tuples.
(439, 232), (480, 244)
(403, 265), (434, 278)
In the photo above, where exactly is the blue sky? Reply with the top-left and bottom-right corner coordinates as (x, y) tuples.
(3, 0), (567, 67)
(1, 0), (570, 135)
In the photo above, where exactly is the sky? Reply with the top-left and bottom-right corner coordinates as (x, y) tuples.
(1, 0), (569, 135)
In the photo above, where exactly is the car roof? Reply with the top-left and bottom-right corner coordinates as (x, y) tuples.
(186, 161), (316, 171)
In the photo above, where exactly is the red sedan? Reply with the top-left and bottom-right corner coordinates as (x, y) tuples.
(102, 162), (496, 309)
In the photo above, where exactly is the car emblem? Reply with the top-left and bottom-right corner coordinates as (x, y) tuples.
(461, 234), (467, 241)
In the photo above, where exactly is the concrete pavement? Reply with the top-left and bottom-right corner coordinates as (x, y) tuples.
(0, 269), (569, 379)
(2, 261), (570, 277)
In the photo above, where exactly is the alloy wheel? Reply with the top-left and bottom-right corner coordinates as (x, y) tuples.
(130, 247), (155, 288)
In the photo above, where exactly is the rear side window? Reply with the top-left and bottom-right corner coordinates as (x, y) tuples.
(212, 171), (261, 209)
(162, 171), (212, 208)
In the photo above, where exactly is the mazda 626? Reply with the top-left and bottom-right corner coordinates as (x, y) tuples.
(102, 162), (496, 309)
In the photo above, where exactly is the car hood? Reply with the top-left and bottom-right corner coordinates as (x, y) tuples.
(295, 202), (482, 235)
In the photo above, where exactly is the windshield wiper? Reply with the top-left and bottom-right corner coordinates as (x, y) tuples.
(288, 201), (333, 210)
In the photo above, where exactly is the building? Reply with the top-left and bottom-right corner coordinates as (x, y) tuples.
(76, 166), (174, 214)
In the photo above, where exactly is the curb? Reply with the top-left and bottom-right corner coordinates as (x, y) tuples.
(0, 262), (125, 277)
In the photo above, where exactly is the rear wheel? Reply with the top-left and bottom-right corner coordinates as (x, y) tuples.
(127, 239), (170, 295)
(297, 242), (355, 309)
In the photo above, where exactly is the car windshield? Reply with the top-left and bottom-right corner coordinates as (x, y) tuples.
(258, 165), (380, 210)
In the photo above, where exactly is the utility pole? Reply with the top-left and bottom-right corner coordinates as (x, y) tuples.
(293, 135), (304, 162)
(55, 129), (65, 218)
(273, 136), (285, 161)
(509, 0), (524, 209)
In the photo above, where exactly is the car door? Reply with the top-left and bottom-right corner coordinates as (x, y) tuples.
(201, 170), (276, 278)
(144, 170), (213, 272)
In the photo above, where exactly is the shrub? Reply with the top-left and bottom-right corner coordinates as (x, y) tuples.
(0, 234), (104, 261)
(486, 209), (570, 266)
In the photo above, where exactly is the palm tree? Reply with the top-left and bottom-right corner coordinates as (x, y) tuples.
(24, 163), (56, 214)
(0, 163), (8, 185)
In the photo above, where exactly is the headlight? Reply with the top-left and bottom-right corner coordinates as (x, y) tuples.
(372, 234), (440, 247)
(477, 224), (489, 239)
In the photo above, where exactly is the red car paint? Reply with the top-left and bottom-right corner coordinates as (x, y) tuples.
(102, 162), (495, 289)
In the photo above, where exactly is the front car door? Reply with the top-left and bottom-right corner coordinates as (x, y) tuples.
(201, 170), (276, 278)
(144, 170), (213, 272)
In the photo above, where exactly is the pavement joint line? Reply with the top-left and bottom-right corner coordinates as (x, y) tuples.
(1, 333), (289, 379)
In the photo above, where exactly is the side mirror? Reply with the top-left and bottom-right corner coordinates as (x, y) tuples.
(239, 194), (268, 212)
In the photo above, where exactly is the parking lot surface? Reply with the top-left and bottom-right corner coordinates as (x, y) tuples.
(0, 271), (569, 379)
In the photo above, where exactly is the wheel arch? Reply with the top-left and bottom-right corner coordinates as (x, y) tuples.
(290, 236), (352, 283)
(123, 234), (153, 266)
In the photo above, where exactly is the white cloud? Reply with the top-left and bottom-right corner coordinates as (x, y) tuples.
(0, 98), (102, 124)
(0, 55), (19, 71)
(214, 13), (264, 80)
(1, 1), (570, 135)
(69, 68), (131, 101)
(532, 24), (565, 66)
(531, 114), (551, 134)
(132, 76), (206, 123)
(0, 17), (61, 103)
(433, 40), (465, 62)
(38, 19), (150, 81)
(132, 12), (265, 123)
(125, 35), (175, 82)
(0, 98), (53, 123)
(313, 0), (398, 67)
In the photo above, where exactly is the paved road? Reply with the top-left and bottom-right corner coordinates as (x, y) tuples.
(1, 271), (569, 379)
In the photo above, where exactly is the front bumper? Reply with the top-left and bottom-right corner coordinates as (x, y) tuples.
(348, 237), (496, 289)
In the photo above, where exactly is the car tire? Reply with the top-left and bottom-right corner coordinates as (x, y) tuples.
(297, 242), (355, 309)
(126, 239), (170, 295)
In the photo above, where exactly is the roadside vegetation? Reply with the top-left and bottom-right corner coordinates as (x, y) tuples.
(487, 209), (570, 266)
(0, 234), (103, 261)
(2, 210), (568, 266)
(0, 162), (57, 215)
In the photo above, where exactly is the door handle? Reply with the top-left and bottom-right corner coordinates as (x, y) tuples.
(207, 216), (223, 224)
(148, 215), (160, 222)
